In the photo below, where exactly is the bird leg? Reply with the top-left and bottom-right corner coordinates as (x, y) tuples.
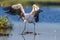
(34, 23), (35, 40)
(22, 35), (25, 40)
(21, 23), (26, 35)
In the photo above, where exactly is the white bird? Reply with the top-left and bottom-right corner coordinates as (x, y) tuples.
(3, 4), (43, 35)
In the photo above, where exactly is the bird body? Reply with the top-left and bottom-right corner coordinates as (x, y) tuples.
(24, 13), (35, 23)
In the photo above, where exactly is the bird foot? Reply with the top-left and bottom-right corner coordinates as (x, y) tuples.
(21, 32), (39, 35)
(21, 32), (33, 35)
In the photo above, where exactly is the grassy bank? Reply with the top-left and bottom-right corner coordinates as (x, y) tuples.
(0, 0), (60, 7)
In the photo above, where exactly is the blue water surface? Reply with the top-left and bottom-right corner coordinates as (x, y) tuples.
(0, 7), (60, 23)
(0, 7), (60, 40)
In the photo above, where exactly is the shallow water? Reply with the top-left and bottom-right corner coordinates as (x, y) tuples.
(0, 7), (60, 40)
(0, 7), (60, 22)
(0, 22), (60, 40)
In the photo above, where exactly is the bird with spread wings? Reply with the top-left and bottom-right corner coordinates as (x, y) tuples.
(3, 4), (43, 35)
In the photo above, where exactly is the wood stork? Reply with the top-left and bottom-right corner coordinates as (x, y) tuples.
(3, 4), (43, 35)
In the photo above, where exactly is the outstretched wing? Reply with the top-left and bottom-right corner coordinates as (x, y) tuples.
(3, 6), (17, 15)
(30, 4), (43, 22)
(3, 4), (25, 21)
(3, 4), (25, 16)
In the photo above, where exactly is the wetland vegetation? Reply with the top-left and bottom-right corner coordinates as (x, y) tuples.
(0, 0), (60, 7)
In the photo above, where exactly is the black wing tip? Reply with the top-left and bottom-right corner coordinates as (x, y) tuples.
(3, 6), (17, 15)
(5, 11), (17, 15)
(5, 11), (16, 15)
(3, 6), (12, 11)
(35, 14), (39, 22)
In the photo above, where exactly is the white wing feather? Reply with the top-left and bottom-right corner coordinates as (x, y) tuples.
(30, 4), (40, 15)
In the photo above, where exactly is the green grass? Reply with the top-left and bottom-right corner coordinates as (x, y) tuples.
(0, 0), (60, 7)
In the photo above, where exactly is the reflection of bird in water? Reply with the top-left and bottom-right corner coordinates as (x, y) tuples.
(3, 4), (43, 35)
